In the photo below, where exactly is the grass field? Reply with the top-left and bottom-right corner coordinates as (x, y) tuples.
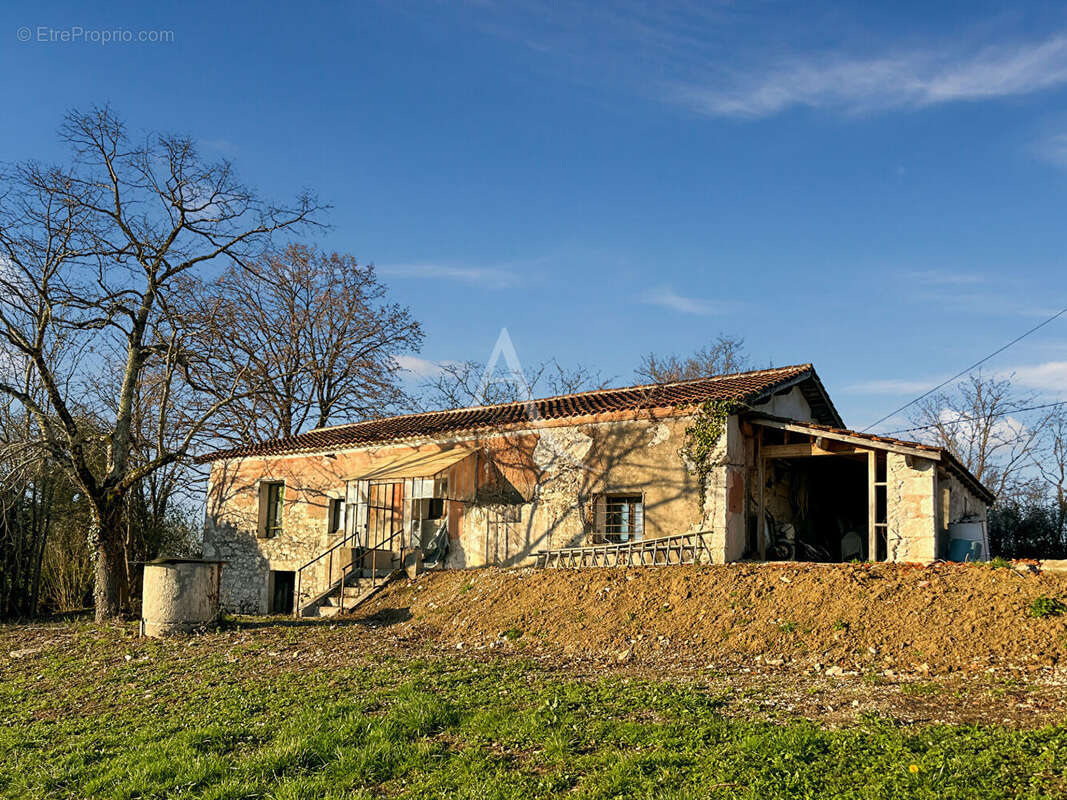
(1, 619), (1066, 799)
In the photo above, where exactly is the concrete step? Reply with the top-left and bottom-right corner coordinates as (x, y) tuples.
(300, 569), (400, 617)
(354, 568), (395, 579)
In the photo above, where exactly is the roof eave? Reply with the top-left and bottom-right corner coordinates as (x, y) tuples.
(941, 452), (998, 506)
(194, 363), (820, 463)
(742, 366), (844, 428)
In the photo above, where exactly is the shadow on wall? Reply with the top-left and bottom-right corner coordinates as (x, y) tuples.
(203, 407), (705, 582)
(458, 409), (702, 566)
(204, 457), (348, 613)
(201, 517), (271, 613)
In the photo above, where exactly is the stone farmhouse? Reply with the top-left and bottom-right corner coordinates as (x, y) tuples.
(198, 364), (994, 616)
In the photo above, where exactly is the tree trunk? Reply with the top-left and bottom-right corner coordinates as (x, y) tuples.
(93, 503), (127, 621)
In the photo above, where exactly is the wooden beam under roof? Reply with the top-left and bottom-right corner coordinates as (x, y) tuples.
(762, 442), (865, 459)
(750, 417), (941, 462)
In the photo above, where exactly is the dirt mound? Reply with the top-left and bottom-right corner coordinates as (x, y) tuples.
(354, 562), (1067, 675)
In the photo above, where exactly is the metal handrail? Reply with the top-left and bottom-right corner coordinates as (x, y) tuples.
(336, 524), (405, 614)
(293, 523), (408, 617)
(293, 527), (361, 617)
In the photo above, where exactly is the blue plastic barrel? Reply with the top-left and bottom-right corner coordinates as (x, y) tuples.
(948, 538), (983, 562)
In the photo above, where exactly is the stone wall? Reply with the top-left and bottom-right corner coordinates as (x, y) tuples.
(203, 455), (344, 613)
(941, 469), (988, 527)
(702, 416), (748, 562)
(886, 452), (938, 562)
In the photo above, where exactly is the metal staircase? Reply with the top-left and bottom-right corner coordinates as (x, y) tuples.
(298, 563), (398, 618)
(293, 527), (404, 618)
(534, 531), (713, 569)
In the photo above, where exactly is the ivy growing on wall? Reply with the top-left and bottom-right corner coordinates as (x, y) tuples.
(680, 399), (738, 505)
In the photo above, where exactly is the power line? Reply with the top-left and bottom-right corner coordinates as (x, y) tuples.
(885, 400), (1067, 437)
(862, 303), (1067, 433)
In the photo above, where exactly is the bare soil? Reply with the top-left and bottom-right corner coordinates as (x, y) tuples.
(358, 561), (1067, 678)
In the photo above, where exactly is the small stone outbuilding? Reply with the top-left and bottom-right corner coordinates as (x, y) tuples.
(198, 364), (993, 615)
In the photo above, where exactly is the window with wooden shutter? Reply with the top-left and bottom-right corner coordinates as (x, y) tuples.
(328, 497), (344, 534)
(259, 481), (285, 539)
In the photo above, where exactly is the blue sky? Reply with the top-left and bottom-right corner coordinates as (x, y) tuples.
(3, 0), (1067, 432)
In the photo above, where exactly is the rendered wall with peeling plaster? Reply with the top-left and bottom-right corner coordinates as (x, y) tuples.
(202, 392), (978, 613)
(203, 412), (709, 612)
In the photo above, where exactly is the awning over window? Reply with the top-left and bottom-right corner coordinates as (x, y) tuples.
(351, 447), (477, 482)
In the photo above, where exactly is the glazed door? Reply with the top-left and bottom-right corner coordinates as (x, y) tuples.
(366, 480), (405, 551)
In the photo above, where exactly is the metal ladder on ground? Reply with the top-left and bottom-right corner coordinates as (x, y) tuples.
(534, 531), (713, 569)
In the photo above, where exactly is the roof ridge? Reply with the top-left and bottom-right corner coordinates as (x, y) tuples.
(307, 363), (813, 434)
(197, 363), (820, 463)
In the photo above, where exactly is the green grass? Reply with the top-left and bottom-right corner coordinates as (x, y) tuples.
(1, 627), (1066, 799)
(1028, 596), (1067, 619)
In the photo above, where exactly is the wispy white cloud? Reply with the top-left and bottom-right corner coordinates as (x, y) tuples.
(999, 361), (1067, 396)
(379, 263), (522, 289)
(394, 355), (447, 378)
(898, 268), (1060, 318)
(911, 289), (1060, 318)
(670, 34), (1067, 118)
(924, 406), (1032, 446)
(848, 359), (1067, 400)
(449, 4), (1067, 121)
(1033, 131), (1067, 168)
(905, 269), (987, 286)
(202, 138), (238, 155)
(642, 285), (730, 315)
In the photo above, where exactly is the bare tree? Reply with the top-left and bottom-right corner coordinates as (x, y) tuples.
(0, 106), (322, 619)
(1035, 406), (1067, 516)
(636, 334), (749, 383)
(418, 359), (609, 410)
(198, 245), (423, 442)
(908, 372), (1046, 502)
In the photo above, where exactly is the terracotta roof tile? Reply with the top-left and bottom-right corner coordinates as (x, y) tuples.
(198, 363), (816, 462)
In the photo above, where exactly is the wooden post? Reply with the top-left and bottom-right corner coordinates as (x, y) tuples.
(757, 428), (767, 561)
(867, 450), (877, 561)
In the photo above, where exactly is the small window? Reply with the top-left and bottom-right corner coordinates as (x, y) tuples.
(598, 494), (643, 544)
(426, 497), (446, 520)
(328, 497), (343, 534)
(262, 482), (284, 539)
